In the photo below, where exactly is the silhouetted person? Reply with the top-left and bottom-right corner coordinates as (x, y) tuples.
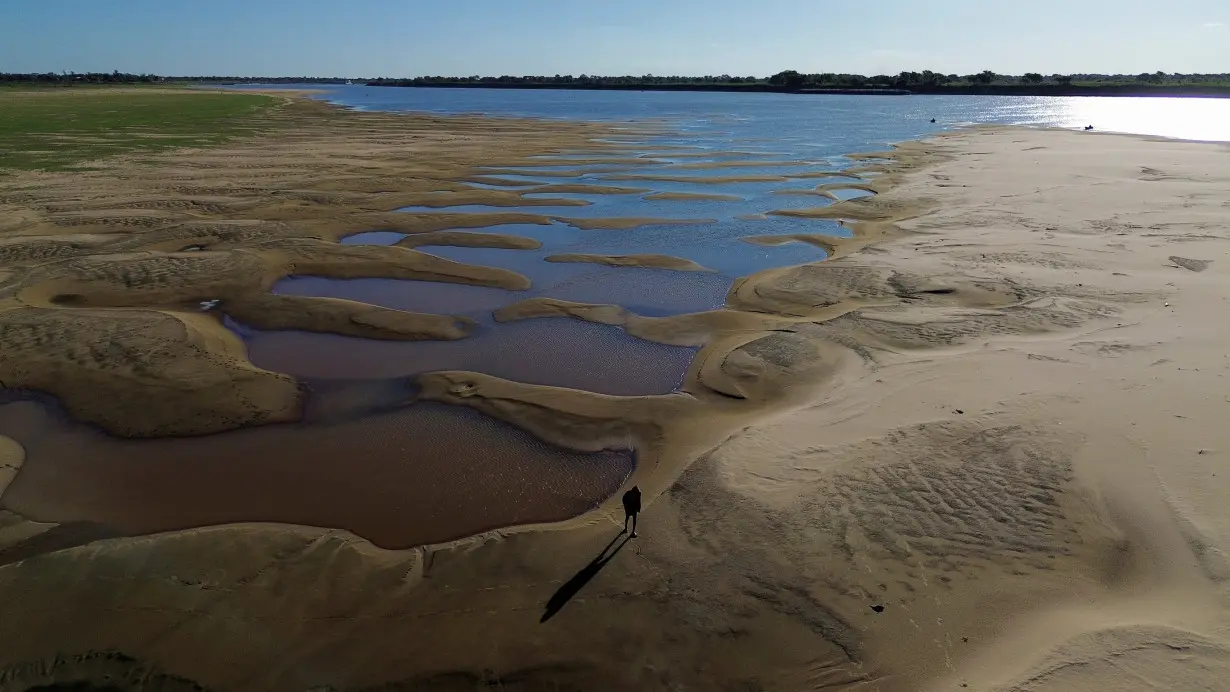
(622, 486), (642, 538)
(1085, 124), (1095, 131)
(930, 118), (936, 123)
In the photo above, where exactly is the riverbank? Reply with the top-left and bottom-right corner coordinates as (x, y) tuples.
(0, 89), (1228, 690)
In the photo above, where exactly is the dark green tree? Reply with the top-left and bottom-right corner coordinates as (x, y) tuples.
(768, 70), (805, 87)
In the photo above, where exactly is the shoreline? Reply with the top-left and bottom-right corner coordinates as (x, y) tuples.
(1, 91), (1229, 690)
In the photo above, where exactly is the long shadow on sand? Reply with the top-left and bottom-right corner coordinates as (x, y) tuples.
(0, 522), (124, 569)
(540, 532), (632, 623)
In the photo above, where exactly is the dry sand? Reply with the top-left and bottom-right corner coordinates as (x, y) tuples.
(1, 92), (1229, 691)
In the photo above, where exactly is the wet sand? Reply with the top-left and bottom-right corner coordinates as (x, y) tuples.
(2, 90), (1230, 691)
(643, 191), (743, 201)
(544, 253), (712, 272)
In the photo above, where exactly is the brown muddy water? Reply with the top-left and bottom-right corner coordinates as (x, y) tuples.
(0, 397), (632, 549)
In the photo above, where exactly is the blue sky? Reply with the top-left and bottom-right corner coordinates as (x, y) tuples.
(2, 0), (1226, 77)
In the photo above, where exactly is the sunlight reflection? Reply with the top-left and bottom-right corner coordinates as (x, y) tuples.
(1028, 96), (1230, 141)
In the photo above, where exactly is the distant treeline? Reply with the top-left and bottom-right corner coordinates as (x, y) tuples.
(6, 70), (1230, 97)
(1, 72), (163, 85)
(0, 72), (351, 86)
(368, 71), (1230, 97)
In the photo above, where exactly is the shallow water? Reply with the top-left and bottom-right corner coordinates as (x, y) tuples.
(0, 397), (632, 549)
(233, 90), (932, 393)
(241, 316), (698, 394)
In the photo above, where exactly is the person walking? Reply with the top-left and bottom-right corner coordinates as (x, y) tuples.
(622, 486), (642, 538)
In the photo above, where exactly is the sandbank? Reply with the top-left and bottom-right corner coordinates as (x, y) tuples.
(526, 183), (649, 195)
(553, 216), (716, 230)
(544, 253), (712, 272)
(659, 160), (814, 170)
(394, 230), (541, 250)
(603, 172), (790, 183)
(642, 191), (742, 201)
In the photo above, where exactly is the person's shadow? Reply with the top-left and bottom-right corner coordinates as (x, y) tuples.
(540, 532), (631, 623)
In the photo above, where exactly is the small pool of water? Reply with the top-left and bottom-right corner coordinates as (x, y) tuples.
(240, 315), (698, 394)
(340, 230), (407, 245)
(0, 398), (633, 550)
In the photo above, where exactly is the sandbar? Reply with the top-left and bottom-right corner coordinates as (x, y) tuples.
(643, 191), (742, 202)
(554, 216), (716, 230)
(395, 230), (541, 250)
(544, 253), (713, 272)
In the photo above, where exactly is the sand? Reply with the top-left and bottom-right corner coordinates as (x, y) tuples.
(604, 172), (792, 183)
(0, 435), (22, 495)
(393, 230), (542, 250)
(0, 97), (603, 435)
(643, 191), (744, 201)
(543, 253), (713, 272)
(554, 216), (717, 230)
(2, 93), (1230, 691)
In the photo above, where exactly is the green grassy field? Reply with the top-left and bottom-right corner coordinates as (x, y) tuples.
(0, 89), (276, 171)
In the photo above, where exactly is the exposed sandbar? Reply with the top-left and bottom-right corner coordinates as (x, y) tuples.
(495, 298), (796, 348)
(643, 191), (742, 202)
(771, 188), (839, 199)
(603, 173), (789, 184)
(380, 189), (589, 209)
(224, 294), (474, 341)
(395, 230), (541, 250)
(555, 216), (716, 230)
(739, 233), (838, 253)
(788, 169), (865, 180)
(527, 183), (649, 195)
(544, 253), (713, 272)
(464, 175), (540, 187)
(660, 160), (813, 170)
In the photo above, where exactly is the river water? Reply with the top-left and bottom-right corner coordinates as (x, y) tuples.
(233, 86), (1230, 391)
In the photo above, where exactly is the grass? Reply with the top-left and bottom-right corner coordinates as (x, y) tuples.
(0, 88), (277, 171)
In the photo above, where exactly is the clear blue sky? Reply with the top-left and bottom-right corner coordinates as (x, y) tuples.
(2, 0), (1226, 77)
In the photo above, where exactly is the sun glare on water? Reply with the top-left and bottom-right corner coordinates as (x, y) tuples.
(1055, 96), (1230, 141)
